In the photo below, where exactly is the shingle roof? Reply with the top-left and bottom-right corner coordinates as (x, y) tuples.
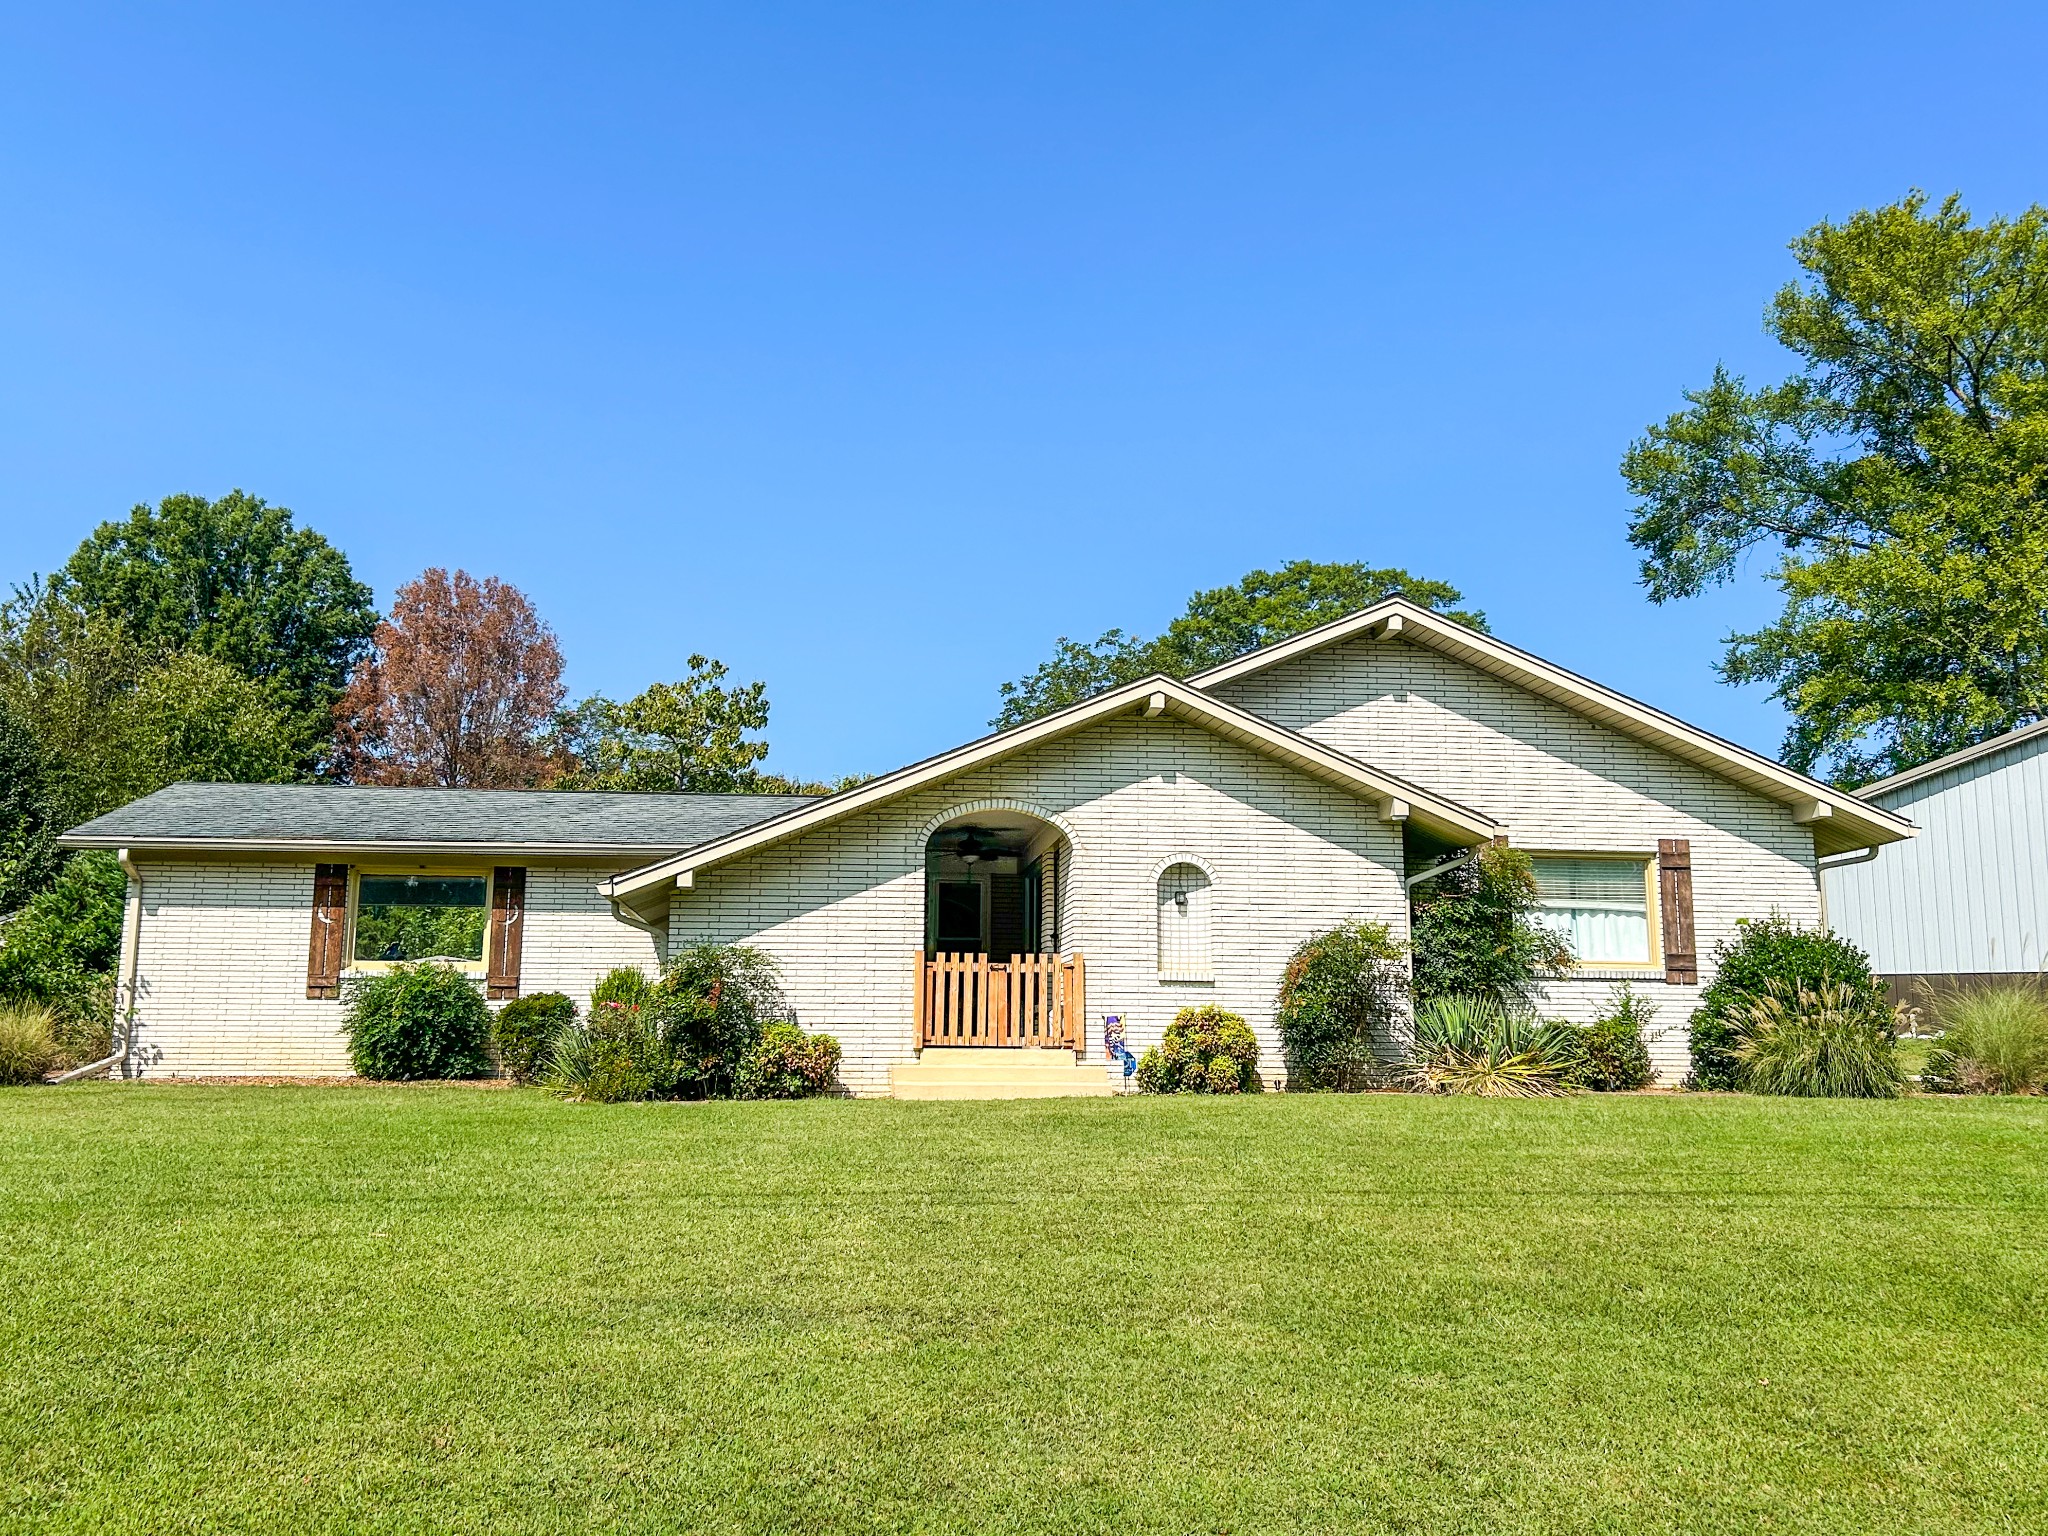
(58, 782), (818, 854)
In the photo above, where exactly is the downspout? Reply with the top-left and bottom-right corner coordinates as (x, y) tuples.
(1404, 845), (1483, 891)
(53, 847), (141, 1083)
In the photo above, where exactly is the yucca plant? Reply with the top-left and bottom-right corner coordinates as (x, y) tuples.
(1922, 984), (2048, 1095)
(1733, 983), (1903, 1099)
(1401, 995), (1576, 1097)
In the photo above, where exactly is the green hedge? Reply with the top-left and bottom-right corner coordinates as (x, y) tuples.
(343, 963), (494, 1081)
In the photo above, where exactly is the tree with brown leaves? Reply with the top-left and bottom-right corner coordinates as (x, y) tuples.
(334, 569), (565, 787)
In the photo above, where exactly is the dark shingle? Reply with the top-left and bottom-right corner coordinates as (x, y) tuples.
(59, 782), (818, 851)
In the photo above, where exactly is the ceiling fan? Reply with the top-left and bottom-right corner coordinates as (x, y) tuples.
(948, 827), (1001, 864)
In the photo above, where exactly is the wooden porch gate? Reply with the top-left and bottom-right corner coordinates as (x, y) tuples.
(914, 952), (1085, 1051)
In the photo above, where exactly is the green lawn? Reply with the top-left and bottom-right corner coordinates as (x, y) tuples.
(4, 1089), (2044, 1534)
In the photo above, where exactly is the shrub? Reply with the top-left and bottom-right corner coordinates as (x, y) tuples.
(1136, 1005), (1261, 1094)
(735, 1021), (842, 1099)
(590, 966), (651, 1009)
(1732, 984), (1903, 1098)
(1555, 985), (1657, 1091)
(0, 851), (126, 1024)
(541, 1000), (677, 1103)
(1401, 995), (1575, 1097)
(647, 944), (787, 1098)
(342, 962), (495, 1081)
(1920, 984), (2048, 1095)
(493, 992), (576, 1083)
(1689, 917), (1883, 1090)
(0, 1000), (58, 1085)
(1410, 844), (1573, 1011)
(1276, 920), (1407, 1090)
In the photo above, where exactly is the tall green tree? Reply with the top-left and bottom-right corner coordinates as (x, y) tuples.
(0, 595), (300, 825)
(553, 657), (779, 793)
(994, 560), (1486, 727)
(1623, 192), (2048, 785)
(0, 699), (60, 915)
(53, 490), (376, 760)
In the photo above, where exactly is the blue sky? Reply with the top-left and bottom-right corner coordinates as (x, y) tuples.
(2, 3), (2043, 782)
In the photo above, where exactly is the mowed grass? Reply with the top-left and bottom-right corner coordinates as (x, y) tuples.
(3, 1089), (2045, 1534)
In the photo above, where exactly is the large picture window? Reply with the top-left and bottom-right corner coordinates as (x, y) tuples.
(1530, 856), (1654, 966)
(352, 873), (489, 967)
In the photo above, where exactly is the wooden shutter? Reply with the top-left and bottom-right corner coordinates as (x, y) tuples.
(486, 867), (526, 1000)
(1657, 839), (1697, 985)
(307, 863), (349, 999)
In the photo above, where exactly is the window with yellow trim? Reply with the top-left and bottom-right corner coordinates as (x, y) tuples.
(1529, 856), (1656, 966)
(351, 871), (490, 970)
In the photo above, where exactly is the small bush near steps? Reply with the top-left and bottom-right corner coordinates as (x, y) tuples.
(1137, 1005), (1261, 1094)
(736, 1021), (842, 1099)
(342, 962), (495, 1081)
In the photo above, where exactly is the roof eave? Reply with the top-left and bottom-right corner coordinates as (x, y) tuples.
(57, 834), (692, 860)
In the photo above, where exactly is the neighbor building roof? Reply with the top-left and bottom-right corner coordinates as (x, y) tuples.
(58, 782), (818, 857)
(1850, 717), (2048, 803)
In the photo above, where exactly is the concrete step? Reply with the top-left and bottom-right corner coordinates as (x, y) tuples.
(891, 1048), (1116, 1100)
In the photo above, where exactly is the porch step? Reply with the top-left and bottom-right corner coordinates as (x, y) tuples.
(890, 1047), (1116, 1100)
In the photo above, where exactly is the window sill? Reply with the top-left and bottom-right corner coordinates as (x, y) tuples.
(1539, 966), (1666, 983)
(1157, 973), (1216, 986)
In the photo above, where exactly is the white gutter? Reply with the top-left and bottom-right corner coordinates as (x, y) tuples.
(1813, 844), (1881, 932)
(52, 847), (142, 1083)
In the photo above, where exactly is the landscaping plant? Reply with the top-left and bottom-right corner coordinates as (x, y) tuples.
(541, 1000), (676, 1103)
(1554, 984), (1657, 1091)
(491, 991), (577, 1083)
(1732, 983), (1904, 1099)
(1136, 1004), (1261, 1093)
(1409, 844), (1572, 1011)
(1688, 916), (1884, 1089)
(342, 962), (495, 1081)
(648, 943), (787, 1097)
(1275, 919), (1407, 1090)
(735, 1020), (842, 1099)
(1402, 995), (1575, 1097)
(1920, 984), (2048, 1095)
(589, 965), (651, 1008)
(0, 999), (59, 1085)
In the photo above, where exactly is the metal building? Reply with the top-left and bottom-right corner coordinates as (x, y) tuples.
(1825, 720), (2048, 992)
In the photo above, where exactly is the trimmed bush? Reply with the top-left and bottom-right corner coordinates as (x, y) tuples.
(1402, 995), (1574, 1097)
(1689, 917), (1883, 1090)
(1732, 983), (1903, 1098)
(1275, 920), (1407, 1090)
(0, 1000), (58, 1085)
(1920, 984), (2048, 1095)
(648, 943), (787, 1098)
(1136, 1005), (1261, 1094)
(493, 992), (576, 1083)
(342, 962), (495, 1081)
(590, 966), (651, 1009)
(1555, 985), (1657, 1091)
(736, 1021), (842, 1099)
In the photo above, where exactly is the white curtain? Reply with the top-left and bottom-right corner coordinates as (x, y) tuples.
(1533, 858), (1650, 964)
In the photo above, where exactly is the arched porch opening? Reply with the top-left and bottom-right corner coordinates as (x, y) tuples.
(915, 805), (1084, 1052)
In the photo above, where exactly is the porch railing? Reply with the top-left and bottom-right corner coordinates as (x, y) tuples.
(914, 951), (1085, 1051)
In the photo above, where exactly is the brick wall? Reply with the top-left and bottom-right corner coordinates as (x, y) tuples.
(121, 857), (664, 1077)
(1210, 634), (1824, 1081)
(668, 713), (1411, 1096)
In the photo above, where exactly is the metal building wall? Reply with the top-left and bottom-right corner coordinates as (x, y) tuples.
(1825, 733), (2048, 974)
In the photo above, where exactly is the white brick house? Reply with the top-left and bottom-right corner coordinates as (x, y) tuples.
(59, 599), (1912, 1091)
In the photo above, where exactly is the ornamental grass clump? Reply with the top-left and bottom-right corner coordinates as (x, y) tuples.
(1689, 917), (1883, 1089)
(1920, 984), (2048, 1095)
(1401, 995), (1575, 1097)
(342, 962), (495, 1081)
(1136, 1005), (1261, 1093)
(0, 1000), (59, 1085)
(1732, 983), (1904, 1099)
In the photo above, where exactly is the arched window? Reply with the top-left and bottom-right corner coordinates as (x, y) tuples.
(1156, 862), (1214, 982)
